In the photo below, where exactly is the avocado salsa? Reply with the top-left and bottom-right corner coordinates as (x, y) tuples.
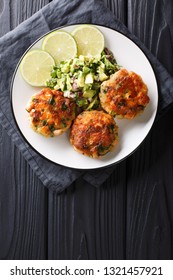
(46, 48), (120, 110)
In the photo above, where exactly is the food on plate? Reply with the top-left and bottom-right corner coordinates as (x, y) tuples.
(19, 25), (152, 161)
(47, 48), (120, 111)
(26, 88), (76, 137)
(42, 30), (77, 64)
(99, 68), (150, 119)
(71, 25), (105, 56)
(70, 110), (119, 158)
(20, 50), (55, 86)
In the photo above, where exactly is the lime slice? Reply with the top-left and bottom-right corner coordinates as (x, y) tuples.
(42, 30), (77, 64)
(20, 49), (55, 87)
(71, 25), (105, 56)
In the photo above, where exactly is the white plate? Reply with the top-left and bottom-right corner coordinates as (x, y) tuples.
(11, 24), (158, 169)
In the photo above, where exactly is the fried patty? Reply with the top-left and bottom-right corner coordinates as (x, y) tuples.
(99, 68), (150, 119)
(26, 88), (76, 137)
(70, 110), (118, 158)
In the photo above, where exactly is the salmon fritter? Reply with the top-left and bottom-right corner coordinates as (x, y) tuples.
(26, 88), (76, 137)
(70, 110), (119, 158)
(99, 68), (150, 119)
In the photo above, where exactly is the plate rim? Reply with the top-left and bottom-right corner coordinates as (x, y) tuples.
(10, 23), (158, 170)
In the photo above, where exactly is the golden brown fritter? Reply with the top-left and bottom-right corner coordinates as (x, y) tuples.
(99, 68), (150, 119)
(70, 110), (118, 158)
(26, 88), (76, 137)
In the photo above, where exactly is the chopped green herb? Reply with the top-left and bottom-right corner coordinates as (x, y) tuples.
(118, 101), (125, 106)
(76, 99), (88, 107)
(49, 124), (55, 133)
(48, 96), (56, 106)
(42, 120), (47, 126)
(32, 97), (38, 102)
(62, 119), (67, 128)
(97, 144), (110, 155)
(62, 102), (68, 111)
(86, 97), (99, 110)
(46, 78), (57, 89)
(51, 69), (57, 78)
(103, 87), (109, 94)
(138, 105), (145, 110)
(108, 124), (115, 133)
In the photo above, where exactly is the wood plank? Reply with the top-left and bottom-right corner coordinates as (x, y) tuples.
(48, 165), (126, 259)
(126, 0), (173, 259)
(127, 0), (173, 75)
(0, 0), (10, 36)
(47, 0), (127, 260)
(0, 0), (50, 36)
(103, 0), (127, 23)
(0, 0), (50, 259)
(126, 110), (173, 259)
(0, 125), (48, 259)
(1, 0), (172, 260)
(9, 0), (50, 28)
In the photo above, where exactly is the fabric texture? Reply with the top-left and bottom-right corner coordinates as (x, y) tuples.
(0, 0), (173, 193)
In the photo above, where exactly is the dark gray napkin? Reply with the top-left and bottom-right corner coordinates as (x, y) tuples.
(0, 0), (173, 193)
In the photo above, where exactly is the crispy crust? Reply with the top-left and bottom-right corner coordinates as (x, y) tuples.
(99, 68), (150, 119)
(26, 88), (76, 137)
(70, 110), (118, 158)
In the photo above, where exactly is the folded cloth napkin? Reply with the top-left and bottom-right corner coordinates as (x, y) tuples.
(0, 0), (173, 193)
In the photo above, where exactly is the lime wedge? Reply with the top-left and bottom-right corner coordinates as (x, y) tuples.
(71, 25), (105, 56)
(20, 50), (55, 87)
(42, 30), (77, 64)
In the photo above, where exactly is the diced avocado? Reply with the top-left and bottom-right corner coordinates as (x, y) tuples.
(56, 69), (62, 79)
(73, 58), (84, 67)
(84, 83), (92, 91)
(54, 76), (66, 91)
(99, 61), (105, 69)
(85, 73), (94, 84)
(97, 65), (108, 81)
(83, 66), (90, 74)
(86, 97), (99, 110)
(61, 64), (70, 73)
(79, 55), (85, 61)
(61, 61), (71, 73)
(83, 89), (96, 98)
(70, 64), (75, 74)
(79, 55), (90, 63)
(99, 72), (108, 81)
(66, 75), (72, 91)
(77, 72), (85, 87)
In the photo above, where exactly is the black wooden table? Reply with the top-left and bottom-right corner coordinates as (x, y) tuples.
(0, 0), (173, 260)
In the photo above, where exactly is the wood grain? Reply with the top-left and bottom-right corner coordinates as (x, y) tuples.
(9, 0), (50, 28)
(47, 0), (128, 260)
(127, 0), (173, 76)
(48, 163), (126, 259)
(0, 0), (10, 36)
(103, 0), (127, 23)
(0, 0), (49, 260)
(126, 110), (173, 259)
(126, 0), (173, 259)
(0, 0), (173, 260)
